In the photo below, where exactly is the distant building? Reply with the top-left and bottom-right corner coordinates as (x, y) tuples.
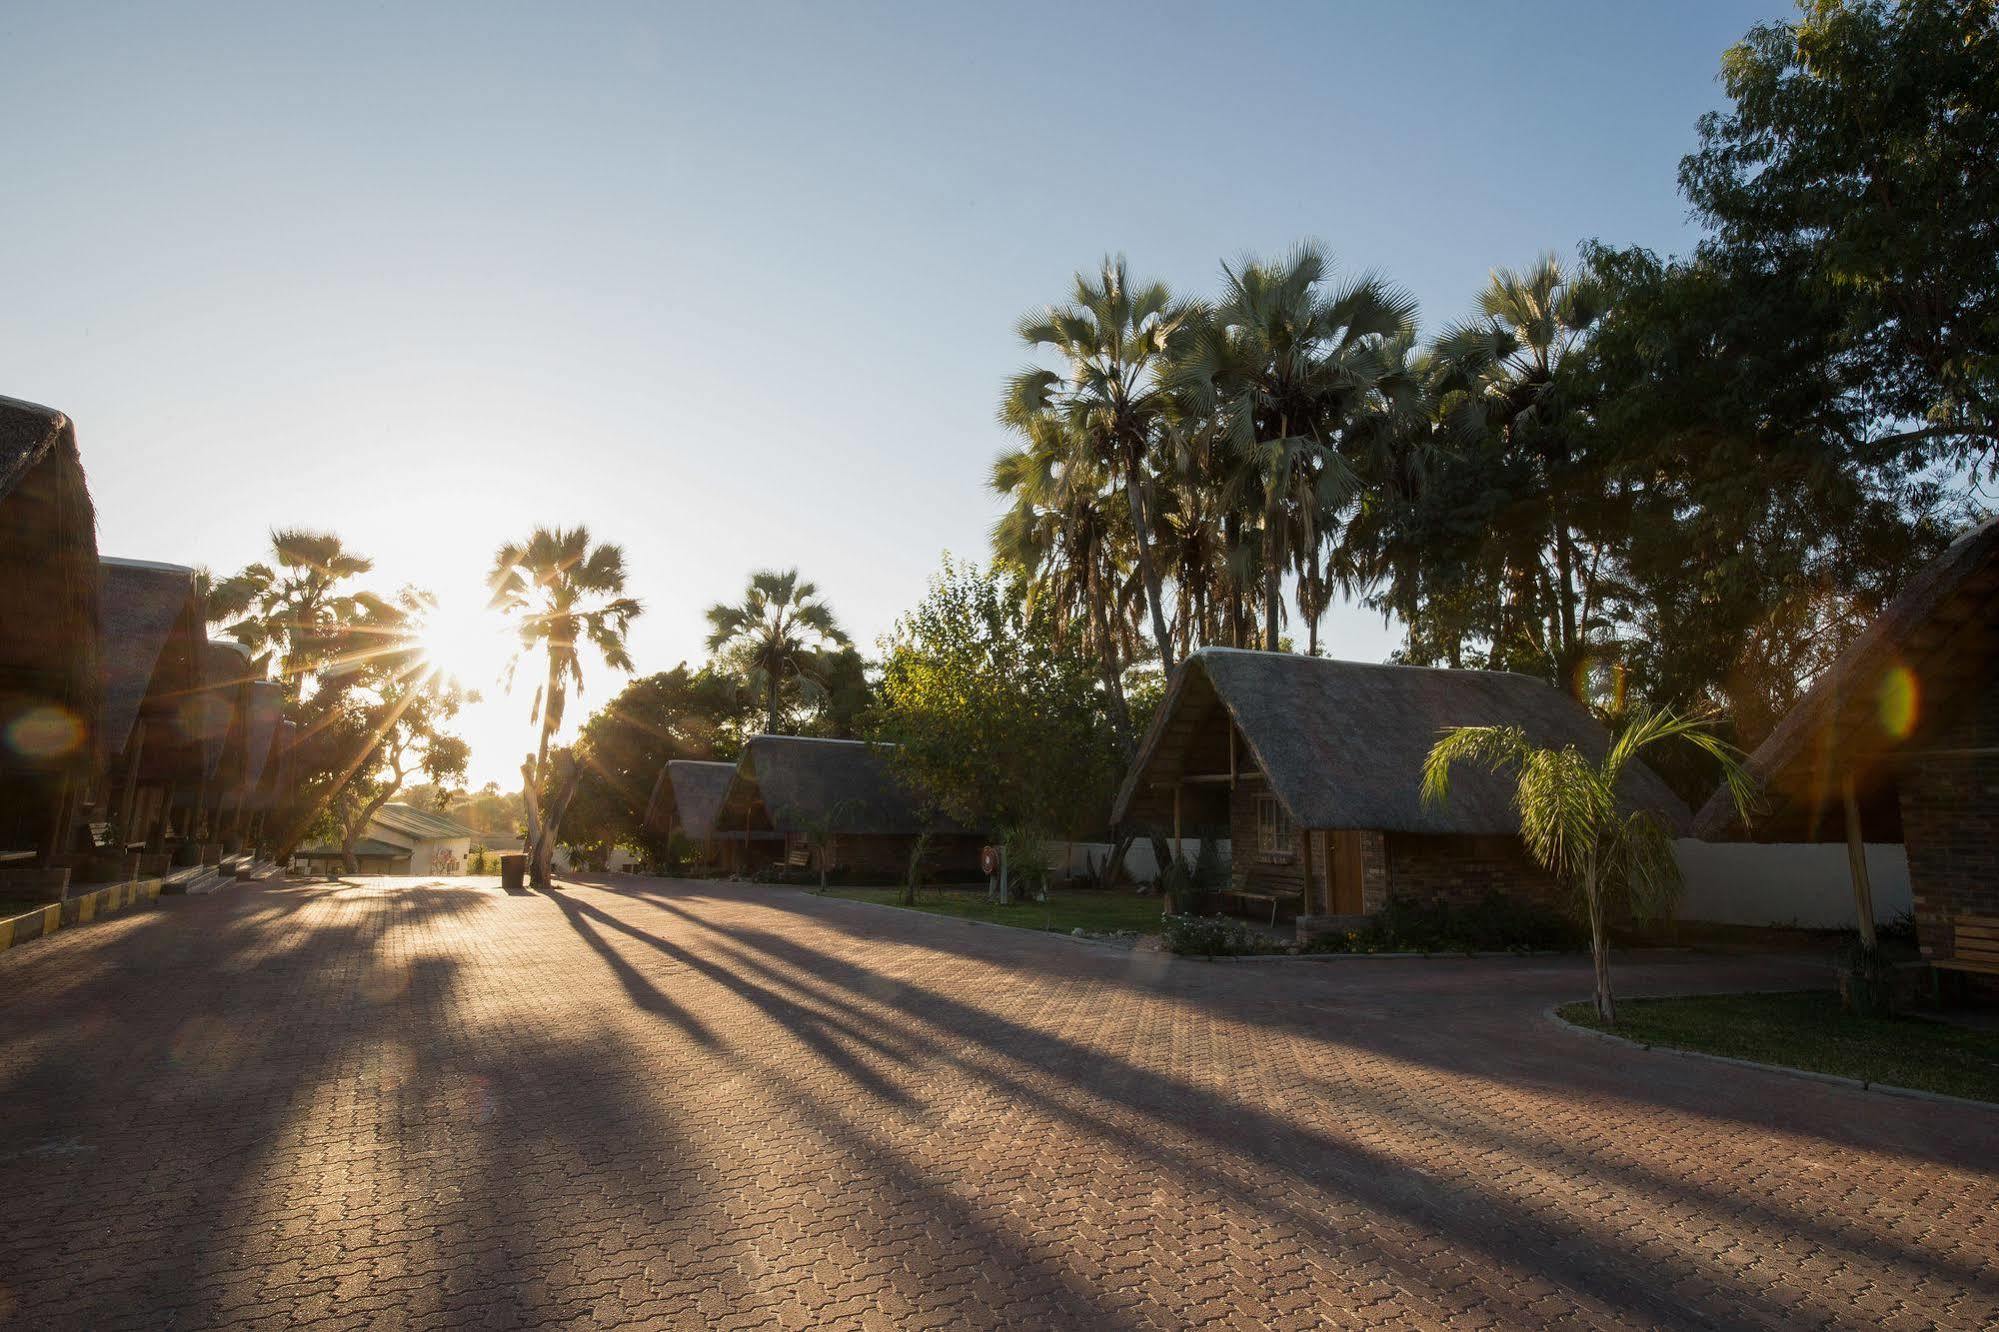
(294, 802), (473, 876)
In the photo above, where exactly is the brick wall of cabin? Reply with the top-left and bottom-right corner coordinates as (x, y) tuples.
(1899, 675), (1999, 964)
(1383, 833), (1563, 910)
(1228, 779), (1309, 897)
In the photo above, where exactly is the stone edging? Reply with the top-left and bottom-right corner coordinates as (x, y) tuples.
(1542, 1003), (1999, 1113)
(0, 878), (164, 954)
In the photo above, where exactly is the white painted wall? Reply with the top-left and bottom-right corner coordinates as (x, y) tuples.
(1051, 839), (1226, 884)
(1671, 839), (1912, 929)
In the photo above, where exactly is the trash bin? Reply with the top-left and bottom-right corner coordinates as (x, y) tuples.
(500, 853), (527, 892)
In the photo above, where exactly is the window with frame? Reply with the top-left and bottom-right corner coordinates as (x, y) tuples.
(1255, 794), (1294, 860)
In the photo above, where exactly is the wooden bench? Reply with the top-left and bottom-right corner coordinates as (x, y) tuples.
(1225, 888), (1302, 926)
(1937, 914), (1999, 976)
(785, 844), (812, 870)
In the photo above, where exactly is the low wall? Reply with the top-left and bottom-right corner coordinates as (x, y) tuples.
(1671, 840), (1912, 929)
(1052, 839), (1224, 884)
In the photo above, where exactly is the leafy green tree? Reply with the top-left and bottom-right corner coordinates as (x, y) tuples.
(704, 568), (851, 736)
(1003, 256), (1193, 674)
(1681, 0), (1999, 479)
(559, 664), (755, 867)
(1422, 708), (1752, 1025)
(873, 560), (1124, 900)
(488, 527), (642, 888)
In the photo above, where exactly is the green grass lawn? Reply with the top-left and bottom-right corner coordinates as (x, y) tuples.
(820, 885), (1166, 936)
(1561, 991), (1999, 1103)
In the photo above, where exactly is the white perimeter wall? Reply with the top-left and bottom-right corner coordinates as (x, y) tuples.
(1055, 836), (1912, 930)
(1671, 840), (1911, 929)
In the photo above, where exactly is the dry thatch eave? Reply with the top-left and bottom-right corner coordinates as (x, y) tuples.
(730, 735), (968, 837)
(0, 395), (100, 778)
(1693, 513), (1999, 842)
(97, 557), (204, 760)
(647, 759), (738, 840)
(1114, 648), (1689, 837)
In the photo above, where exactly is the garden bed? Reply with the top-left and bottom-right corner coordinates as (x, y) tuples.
(819, 885), (1164, 937)
(1558, 991), (1999, 1105)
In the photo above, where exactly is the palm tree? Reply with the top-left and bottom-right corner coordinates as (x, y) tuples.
(1429, 254), (1610, 687)
(1172, 244), (1418, 652)
(488, 527), (642, 887)
(991, 412), (1139, 748)
(704, 569), (850, 736)
(209, 529), (386, 700)
(1003, 256), (1191, 675)
(1421, 706), (1752, 1025)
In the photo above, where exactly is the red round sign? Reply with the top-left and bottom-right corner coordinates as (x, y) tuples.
(979, 845), (1000, 876)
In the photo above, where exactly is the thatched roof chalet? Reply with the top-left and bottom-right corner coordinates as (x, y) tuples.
(1695, 514), (1999, 842)
(1114, 648), (1688, 835)
(97, 557), (206, 765)
(0, 395), (100, 778)
(235, 682), (283, 804)
(196, 639), (258, 781)
(646, 759), (740, 841)
(730, 735), (970, 837)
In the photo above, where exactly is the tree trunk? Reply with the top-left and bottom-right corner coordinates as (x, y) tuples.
(1554, 520), (1579, 690)
(767, 671), (781, 736)
(1122, 453), (1176, 674)
(534, 761), (582, 889)
(1586, 868), (1615, 1025)
(1263, 502), (1283, 652)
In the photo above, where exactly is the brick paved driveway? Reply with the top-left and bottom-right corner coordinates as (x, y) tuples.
(2, 876), (1995, 1329)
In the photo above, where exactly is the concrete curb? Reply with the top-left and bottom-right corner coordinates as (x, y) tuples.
(0, 878), (164, 955)
(1542, 1003), (1999, 1113)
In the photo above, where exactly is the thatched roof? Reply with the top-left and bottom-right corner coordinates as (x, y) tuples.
(196, 640), (256, 779)
(733, 735), (968, 836)
(0, 395), (99, 776)
(372, 803), (473, 842)
(1114, 648), (1689, 836)
(236, 683), (282, 799)
(646, 759), (738, 840)
(97, 558), (203, 756)
(1694, 514), (1999, 842)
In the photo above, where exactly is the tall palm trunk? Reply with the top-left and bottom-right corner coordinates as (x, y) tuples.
(766, 666), (781, 735)
(525, 647), (565, 888)
(1262, 500), (1284, 652)
(1584, 853), (1615, 1025)
(1121, 451), (1175, 674)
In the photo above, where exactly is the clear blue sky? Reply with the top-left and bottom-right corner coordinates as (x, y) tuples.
(0, 1), (1790, 786)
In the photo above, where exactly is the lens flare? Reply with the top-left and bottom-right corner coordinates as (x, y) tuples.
(5, 706), (82, 761)
(1877, 663), (1919, 741)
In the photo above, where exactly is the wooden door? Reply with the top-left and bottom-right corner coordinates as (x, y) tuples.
(1326, 831), (1365, 915)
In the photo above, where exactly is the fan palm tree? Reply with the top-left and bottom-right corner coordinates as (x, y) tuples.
(1421, 706), (1751, 1025)
(1429, 254), (1611, 687)
(704, 569), (850, 736)
(991, 412), (1138, 748)
(1002, 256), (1192, 675)
(488, 527), (642, 887)
(208, 529), (387, 700)
(1172, 243), (1418, 652)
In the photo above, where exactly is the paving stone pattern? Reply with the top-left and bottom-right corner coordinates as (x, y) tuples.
(1, 876), (1995, 1329)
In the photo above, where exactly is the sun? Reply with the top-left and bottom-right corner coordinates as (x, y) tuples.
(417, 596), (509, 690)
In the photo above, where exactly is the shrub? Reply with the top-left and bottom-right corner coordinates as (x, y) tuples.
(1836, 937), (1897, 1016)
(1303, 892), (1581, 954)
(1162, 913), (1276, 958)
